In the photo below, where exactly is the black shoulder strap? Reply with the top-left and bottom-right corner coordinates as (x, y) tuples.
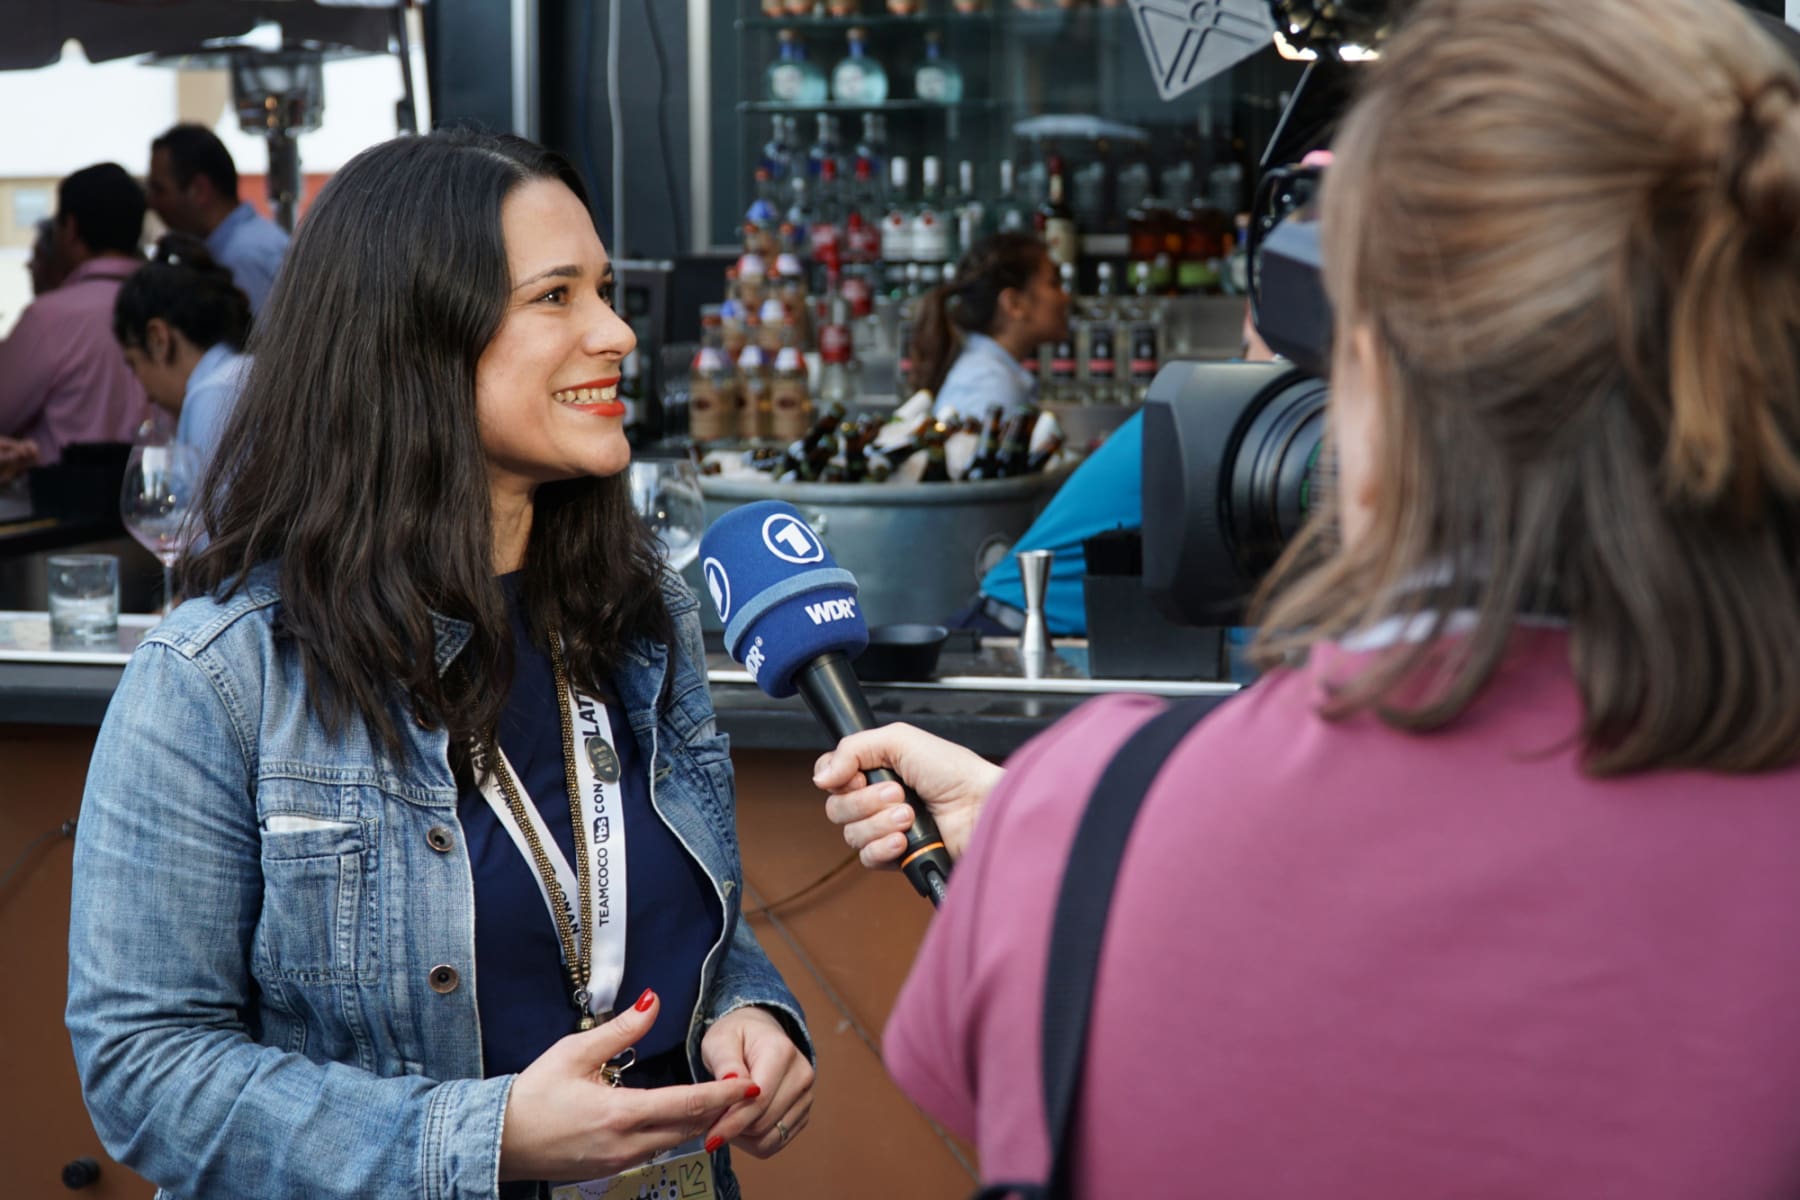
(975, 696), (1218, 1200)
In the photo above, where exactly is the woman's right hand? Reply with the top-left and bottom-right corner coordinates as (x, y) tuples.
(814, 723), (1003, 866)
(499, 991), (760, 1183)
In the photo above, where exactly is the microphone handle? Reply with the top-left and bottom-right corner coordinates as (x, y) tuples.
(796, 653), (953, 906)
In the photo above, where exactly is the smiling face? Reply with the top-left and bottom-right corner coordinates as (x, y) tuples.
(475, 177), (638, 511)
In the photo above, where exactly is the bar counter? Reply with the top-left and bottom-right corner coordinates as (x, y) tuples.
(0, 612), (1235, 1198)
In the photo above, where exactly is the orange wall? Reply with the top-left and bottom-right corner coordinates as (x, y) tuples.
(0, 733), (973, 1198)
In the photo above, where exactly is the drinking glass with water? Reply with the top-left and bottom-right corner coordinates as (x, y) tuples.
(48, 554), (119, 646)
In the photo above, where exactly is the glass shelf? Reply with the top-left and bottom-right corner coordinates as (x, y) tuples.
(736, 14), (996, 31)
(737, 99), (1005, 113)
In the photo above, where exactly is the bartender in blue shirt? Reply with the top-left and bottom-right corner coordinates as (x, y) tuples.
(911, 230), (1069, 422)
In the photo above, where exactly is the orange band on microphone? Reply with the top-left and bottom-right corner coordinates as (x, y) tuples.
(900, 841), (946, 869)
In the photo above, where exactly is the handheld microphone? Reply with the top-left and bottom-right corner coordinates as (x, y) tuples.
(698, 500), (953, 905)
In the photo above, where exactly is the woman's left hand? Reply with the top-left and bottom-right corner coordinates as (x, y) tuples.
(699, 1006), (815, 1158)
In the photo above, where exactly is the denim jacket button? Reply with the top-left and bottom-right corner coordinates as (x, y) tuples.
(428, 964), (460, 993)
(426, 826), (454, 853)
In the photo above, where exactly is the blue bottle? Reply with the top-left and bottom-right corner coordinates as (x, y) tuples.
(831, 27), (889, 105)
(913, 32), (964, 104)
(765, 30), (828, 105)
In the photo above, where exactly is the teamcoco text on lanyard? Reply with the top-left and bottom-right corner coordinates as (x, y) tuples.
(474, 635), (635, 1081)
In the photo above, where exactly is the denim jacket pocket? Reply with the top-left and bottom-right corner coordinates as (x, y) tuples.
(256, 782), (379, 984)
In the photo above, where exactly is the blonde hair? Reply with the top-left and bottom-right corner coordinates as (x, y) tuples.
(1252, 0), (1800, 773)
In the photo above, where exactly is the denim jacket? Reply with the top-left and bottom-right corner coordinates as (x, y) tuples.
(66, 566), (809, 1199)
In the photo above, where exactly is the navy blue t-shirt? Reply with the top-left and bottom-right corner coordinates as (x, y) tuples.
(458, 574), (721, 1077)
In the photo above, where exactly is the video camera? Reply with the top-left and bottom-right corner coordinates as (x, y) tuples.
(1139, 0), (1797, 636)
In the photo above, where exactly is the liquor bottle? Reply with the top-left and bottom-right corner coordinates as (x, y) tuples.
(783, 177), (814, 257)
(1128, 322), (1159, 404)
(815, 429), (848, 482)
(994, 408), (1038, 476)
(619, 348), (649, 447)
(913, 32), (964, 103)
(765, 30), (827, 105)
(919, 423), (953, 482)
(770, 346), (814, 442)
(911, 156), (952, 270)
(832, 27), (889, 105)
(895, 318), (914, 397)
(758, 115), (791, 182)
(855, 113), (889, 180)
(846, 156), (883, 263)
(954, 159), (985, 258)
(1083, 320), (1117, 405)
(688, 345), (736, 444)
(807, 113), (845, 184)
(1037, 153), (1079, 270)
(1024, 427), (1066, 473)
(880, 156), (913, 297)
(962, 405), (1007, 480)
(817, 291), (857, 408)
(1091, 259), (1118, 314)
(738, 343), (773, 441)
(1046, 335), (1077, 405)
(993, 160), (1029, 233)
(1178, 198), (1230, 295)
(809, 157), (845, 270)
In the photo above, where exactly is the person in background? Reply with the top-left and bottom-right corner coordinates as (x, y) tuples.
(112, 234), (252, 467)
(963, 307), (1279, 637)
(28, 215), (69, 296)
(911, 230), (1068, 422)
(68, 130), (812, 1200)
(146, 124), (290, 315)
(0, 163), (151, 465)
(816, 0), (1800, 1195)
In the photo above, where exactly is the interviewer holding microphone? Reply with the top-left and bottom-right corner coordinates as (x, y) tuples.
(818, 1), (1800, 1195)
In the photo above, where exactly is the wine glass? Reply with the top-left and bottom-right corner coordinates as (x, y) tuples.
(120, 443), (203, 614)
(627, 458), (705, 572)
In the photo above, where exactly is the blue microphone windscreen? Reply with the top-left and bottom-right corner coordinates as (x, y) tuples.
(697, 500), (868, 698)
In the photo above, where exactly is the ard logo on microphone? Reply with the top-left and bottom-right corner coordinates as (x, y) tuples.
(761, 513), (825, 564)
(703, 557), (731, 622)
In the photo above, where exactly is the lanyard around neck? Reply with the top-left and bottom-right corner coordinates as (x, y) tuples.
(474, 635), (629, 1031)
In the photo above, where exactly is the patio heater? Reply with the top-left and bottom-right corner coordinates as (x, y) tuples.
(228, 48), (326, 232)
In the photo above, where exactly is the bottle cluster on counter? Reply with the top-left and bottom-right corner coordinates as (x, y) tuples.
(706, 391), (1067, 485)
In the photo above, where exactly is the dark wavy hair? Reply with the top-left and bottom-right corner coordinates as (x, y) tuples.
(113, 234), (251, 353)
(182, 128), (673, 762)
(910, 231), (1046, 396)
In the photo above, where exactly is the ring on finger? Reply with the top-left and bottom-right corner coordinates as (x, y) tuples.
(776, 1119), (791, 1144)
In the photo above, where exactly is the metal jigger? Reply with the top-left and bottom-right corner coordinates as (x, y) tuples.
(1016, 548), (1054, 679)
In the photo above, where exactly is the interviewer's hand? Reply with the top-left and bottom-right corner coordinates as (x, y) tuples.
(814, 723), (1003, 866)
(499, 990), (758, 1182)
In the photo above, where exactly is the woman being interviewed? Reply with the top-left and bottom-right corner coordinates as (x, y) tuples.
(910, 230), (1069, 421)
(67, 130), (812, 1199)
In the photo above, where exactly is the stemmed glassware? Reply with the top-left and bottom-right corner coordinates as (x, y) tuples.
(627, 457), (705, 572)
(120, 443), (203, 615)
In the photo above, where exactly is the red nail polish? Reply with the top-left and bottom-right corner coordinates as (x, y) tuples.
(744, 1084), (762, 1099)
(721, 1072), (739, 1080)
(705, 1135), (723, 1154)
(634, 989), (655, 1012)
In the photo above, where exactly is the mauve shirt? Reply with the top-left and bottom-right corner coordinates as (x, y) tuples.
(0, 256), (151, 463)
(886, 630), (1800, 1198)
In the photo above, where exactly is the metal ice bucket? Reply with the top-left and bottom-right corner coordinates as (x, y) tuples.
(694, 467), (1072, 630)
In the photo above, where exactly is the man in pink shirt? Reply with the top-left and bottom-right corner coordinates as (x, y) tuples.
(0, 163), (151, 464)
